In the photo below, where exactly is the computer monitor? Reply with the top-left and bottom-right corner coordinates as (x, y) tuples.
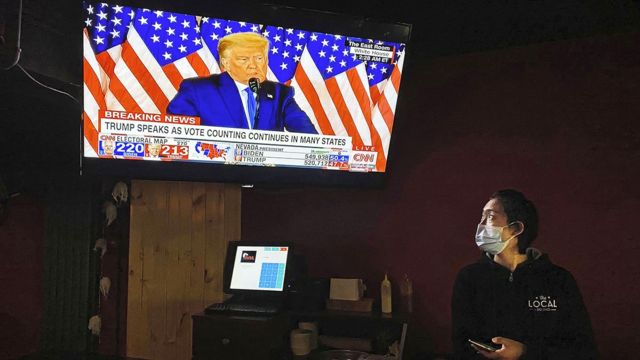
(223, 241), (292, 297)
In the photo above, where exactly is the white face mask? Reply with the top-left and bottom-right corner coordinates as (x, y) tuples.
(475, 223), (517, 255)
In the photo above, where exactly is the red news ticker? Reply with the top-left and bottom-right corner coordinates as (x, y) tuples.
(100, 110), (200, 125)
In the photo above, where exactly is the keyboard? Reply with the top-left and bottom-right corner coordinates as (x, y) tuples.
(205, 302), (281, 316)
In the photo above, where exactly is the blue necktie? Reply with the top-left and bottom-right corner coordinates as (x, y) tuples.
(245, 87), (256, 129)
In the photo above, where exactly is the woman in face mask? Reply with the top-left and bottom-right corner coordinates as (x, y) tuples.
(451, 189), (598, 360)
(475, 200), (525, 270)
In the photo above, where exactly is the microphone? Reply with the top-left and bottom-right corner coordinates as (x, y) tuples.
(248, 77), (260, 93)
(248, 78), (260, 125)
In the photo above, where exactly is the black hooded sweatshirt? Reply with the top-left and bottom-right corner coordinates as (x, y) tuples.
(451, 248), (598, 359)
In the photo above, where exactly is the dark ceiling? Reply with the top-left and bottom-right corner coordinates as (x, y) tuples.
(1, 0), (639, 82)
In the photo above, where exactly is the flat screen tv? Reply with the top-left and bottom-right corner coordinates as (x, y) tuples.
(81, 0), (411, 187)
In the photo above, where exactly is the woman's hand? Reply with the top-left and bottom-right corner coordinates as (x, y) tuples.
(472, 337), (526, 360)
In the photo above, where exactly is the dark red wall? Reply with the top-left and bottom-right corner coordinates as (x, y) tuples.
(243, 32), (640, 357)
(0, 195), (44, 359)
(2, 31), (638, 359)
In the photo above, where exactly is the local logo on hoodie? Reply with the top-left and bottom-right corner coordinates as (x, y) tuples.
(528, 295), (558, 312)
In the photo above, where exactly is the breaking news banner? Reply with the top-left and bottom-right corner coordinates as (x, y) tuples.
(93, 111), (378, 171)
(98, 110), (350, 148)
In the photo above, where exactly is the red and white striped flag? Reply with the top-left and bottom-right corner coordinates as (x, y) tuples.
(289, 32), (405, 171)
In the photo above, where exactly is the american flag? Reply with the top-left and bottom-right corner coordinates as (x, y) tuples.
(261, 26), (310, 83)
(288, 33), (405, 170)
(83, 1), (405, 171)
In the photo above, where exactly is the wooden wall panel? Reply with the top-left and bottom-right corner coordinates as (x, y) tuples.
(127, 180), (241, 360)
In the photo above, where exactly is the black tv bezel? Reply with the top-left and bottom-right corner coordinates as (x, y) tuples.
(107, 0), (412, 43)
(222, 241), (294, 297)
(80, 0), (412, 188)
(82, 157), (387, 188)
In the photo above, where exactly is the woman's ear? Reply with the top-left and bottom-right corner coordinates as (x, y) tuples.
(512, 221), (525, 237)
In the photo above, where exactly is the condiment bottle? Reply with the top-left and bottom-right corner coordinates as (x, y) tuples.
(381, 273), (392, 314)
(400, 273), (413, 313)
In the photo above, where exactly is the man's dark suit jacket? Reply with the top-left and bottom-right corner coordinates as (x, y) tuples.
(167, 72), (318, 134)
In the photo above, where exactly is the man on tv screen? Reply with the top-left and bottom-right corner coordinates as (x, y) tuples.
(167, 32), (318, 134)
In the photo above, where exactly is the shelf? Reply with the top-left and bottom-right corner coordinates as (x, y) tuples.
(191, 310), (410, 360)
(290, 309), (411, 323)
(288, 310), (409, 359)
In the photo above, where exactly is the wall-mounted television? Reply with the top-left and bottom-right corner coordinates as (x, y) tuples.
(81, 0), (411, 187)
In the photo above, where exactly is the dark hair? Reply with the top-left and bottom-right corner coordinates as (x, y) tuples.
(490, 189), (538, 253)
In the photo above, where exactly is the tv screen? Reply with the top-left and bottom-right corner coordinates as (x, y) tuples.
(223, 242), (291, 295)
(81, 1), (410, 186)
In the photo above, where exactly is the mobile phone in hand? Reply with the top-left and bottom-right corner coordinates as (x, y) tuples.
(468, 339), (500, 352)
